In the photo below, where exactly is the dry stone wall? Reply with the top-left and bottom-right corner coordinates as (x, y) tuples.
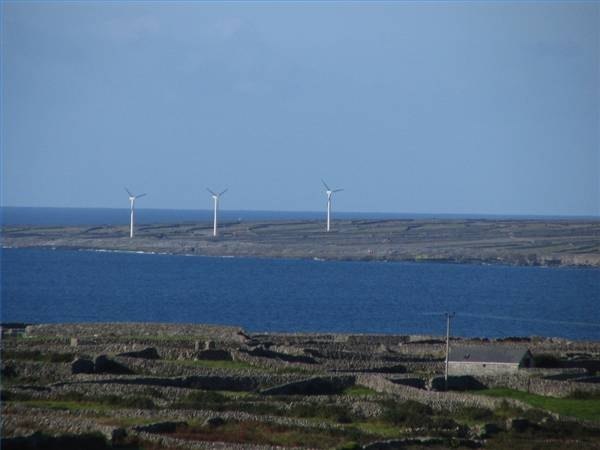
(356, 374), (530, 412)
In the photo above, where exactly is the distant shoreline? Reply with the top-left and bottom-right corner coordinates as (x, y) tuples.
(3, 218), (599, 268)
(2, 322), (598, 343)
(3, 245), (600, 271)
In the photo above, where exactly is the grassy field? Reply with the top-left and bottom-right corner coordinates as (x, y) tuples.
(342, 385), (379, 397)
(474, 388), (600, 421)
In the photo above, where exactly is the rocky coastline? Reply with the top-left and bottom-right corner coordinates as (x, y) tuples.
(3, 218), (600, 268)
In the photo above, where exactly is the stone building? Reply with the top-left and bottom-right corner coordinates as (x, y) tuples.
(448, 345), (533, 376)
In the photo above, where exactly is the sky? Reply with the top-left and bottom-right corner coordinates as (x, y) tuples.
(1, 1), (599, 216)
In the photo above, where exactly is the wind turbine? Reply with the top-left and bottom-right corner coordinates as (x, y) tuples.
(207, 188), (228, 237)
(125, 188), (147, 238)
(322, 179), (343, 232)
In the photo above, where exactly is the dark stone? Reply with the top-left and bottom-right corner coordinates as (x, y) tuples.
(135, 421), (186, 434)
(1, 431), (108, 450)
(71, 358), (95, 374)
(507, 417), (530, 432)
(111, 428), (127, 445)
(204, 416), (226, 427)
(117, 347), (160, 359)
(475, 423), (502, 438)
(390, 377), (425, 389)
(195, 349), (233, 361)
(430, 375), (487, 391)
(93, 355), (132, 374)
(1, 364), (17, 378)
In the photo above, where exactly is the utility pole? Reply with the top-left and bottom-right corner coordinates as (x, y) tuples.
(444, 312), (455, 391)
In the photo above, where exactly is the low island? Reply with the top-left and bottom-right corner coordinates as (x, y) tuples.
(3, 218), (600, 267)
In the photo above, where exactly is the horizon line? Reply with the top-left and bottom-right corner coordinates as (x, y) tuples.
(1, 205), (598, 220)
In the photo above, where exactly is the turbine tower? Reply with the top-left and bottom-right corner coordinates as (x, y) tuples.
(125, 188), (147, 238)
(207, 188), (228, 237)
(322, 179), (343, 232)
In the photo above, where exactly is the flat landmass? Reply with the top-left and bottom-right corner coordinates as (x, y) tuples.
(2, 323), (600, 449)
(3, 219), (599, 267)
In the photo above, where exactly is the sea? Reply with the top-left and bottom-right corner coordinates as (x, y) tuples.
(1, 207), (599, 340)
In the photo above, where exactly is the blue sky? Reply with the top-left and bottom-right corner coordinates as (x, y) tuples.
(2, 1), (598, 216)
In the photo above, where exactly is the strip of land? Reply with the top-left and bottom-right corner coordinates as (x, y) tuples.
(2, 323), (600, 449)
(3, 219), (599, 267)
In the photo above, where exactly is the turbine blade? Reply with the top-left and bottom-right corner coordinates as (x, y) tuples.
(207, 188), (217, 196)
(333, 188), (344, 193)
(321, 179), (330, 190)
(124, 187), (133, 197)
(136, 193), (147, 199)
(219, 188), (228, 196)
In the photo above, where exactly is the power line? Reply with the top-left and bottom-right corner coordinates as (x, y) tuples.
(444, 311), (455, 390)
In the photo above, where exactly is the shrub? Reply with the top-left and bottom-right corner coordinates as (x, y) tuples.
(49, 352), (75, 363)
(567, 390), (600, 400)
(0, 390), (33, 402)
(455, 406), (494, 422)
(289, 402), (357, 423)
(2, 432), (108, 450)
(432, 417), (460, 429)
(234, 402), (281, 416)
(98, 394), (156, 409)
(381, 400), (433, 427)
(186, 390), (228, 404)
(521, 408), (551, 423)
(171, 390), (228, 410)
(495, 400), (524, 418)
(1, 350), (74, 363)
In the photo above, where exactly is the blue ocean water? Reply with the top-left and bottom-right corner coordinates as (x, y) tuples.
(1, 248), (598, 340)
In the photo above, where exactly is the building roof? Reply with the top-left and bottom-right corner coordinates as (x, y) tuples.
(449, 345), (530, 364)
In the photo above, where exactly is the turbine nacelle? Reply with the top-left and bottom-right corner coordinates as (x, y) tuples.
(207, 188), (228, 200)
(125, 188), (147, 203)
(322, 180), (343, 198)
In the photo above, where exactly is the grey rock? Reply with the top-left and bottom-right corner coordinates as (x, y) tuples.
(111, 427), (127, 445)
(117, 347), (160, 359)
(195, 349), (232, 361)
(507, 417), (530, 432)
(93, 355), (132, 374)
(71, 358), (95, 374)
(473, 422), (502, 439)
(1, 364), (17, 378)
(204, 416), (226, 427)
(134, 421), (186, 433)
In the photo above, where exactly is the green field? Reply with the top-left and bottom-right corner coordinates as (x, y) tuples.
(474, 388), (600, 422)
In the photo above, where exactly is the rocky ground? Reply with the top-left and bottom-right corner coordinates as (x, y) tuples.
(2, 323), (600, 449)
(3, 218), (600, 267)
